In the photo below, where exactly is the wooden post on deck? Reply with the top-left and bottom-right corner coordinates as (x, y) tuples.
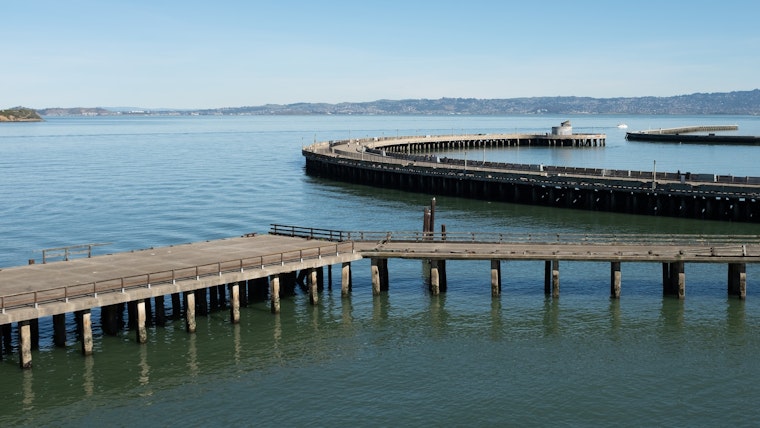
(610, 262), (621, 299)
(19, 320), (32, 369)
(136, 300), (147, 344)
(185, 291), (196, 333)
(341, 262), (352, 296)
(230, 282), (240, 323)
(728, 263), (747, 299)
(491, 259), (501, 297)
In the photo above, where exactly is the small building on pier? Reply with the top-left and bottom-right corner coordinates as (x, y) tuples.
(551, 120), (573, 136)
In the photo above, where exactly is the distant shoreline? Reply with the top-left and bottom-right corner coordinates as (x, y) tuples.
(30, 89), (760, 117)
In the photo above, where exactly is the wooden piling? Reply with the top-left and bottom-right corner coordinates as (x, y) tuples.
(728, 263), (747, 299)
(270, 275), (281, 314)
(79, 310), (93, 356)
(309, 269), (319, 305)
(341, 262), (352, 296)
(552, 260), (560, 298)
(19, 320), (32, 369)
(136, 300), (147, 344)
(209, 285), (219, 311)
(171, 293), (182, 320)
(430, 259), (440, 295)
(230, 282), (240, 323)
(491, 259), (501, 297)
(155, 295), (166, 326)
(664, 262), (686, 299)
(217, 284), (227, 307)
(185, 291), (196, 333)
(2, 324), (11, 356)
(610, 262), (621, 299)
(371, 258), (382, 295)
(544, 261), (552, 295)
(53, 313), (67, 347)
(101, 304), (119, 335)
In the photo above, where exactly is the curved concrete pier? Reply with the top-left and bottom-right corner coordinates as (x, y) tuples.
(303, 133), (760, 222)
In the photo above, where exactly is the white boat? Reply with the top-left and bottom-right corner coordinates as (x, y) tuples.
(617, 123), (628, 129)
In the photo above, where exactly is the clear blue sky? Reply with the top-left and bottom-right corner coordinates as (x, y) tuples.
(4, 0), (758, 109)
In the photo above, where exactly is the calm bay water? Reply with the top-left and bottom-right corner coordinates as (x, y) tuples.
(1, 114), (760, 426)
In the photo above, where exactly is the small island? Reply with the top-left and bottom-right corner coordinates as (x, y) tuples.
(0, 107), (43, 122)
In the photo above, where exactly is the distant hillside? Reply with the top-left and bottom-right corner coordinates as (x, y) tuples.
(35, 89), (760, 116)
(0, 107), (43, 122)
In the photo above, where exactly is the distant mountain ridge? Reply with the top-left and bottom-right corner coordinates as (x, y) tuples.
(35, 89), (760, 116)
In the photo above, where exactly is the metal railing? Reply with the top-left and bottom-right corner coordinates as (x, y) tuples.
(1, 241), (354, 313)
(41, 243), (111, 263)
(270, 224), (760, 246)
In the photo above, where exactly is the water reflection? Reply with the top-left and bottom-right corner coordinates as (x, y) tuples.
(543, 298), (560, 337)
(22, 369), (34, 410)
(187, 333), (199, 377)
(232, 324), (241, 365)
(429, 294), (449, 336)
(489, 298), (503, 341)
(138, 344), (150, 387)
(82, 353), (94, 397)
(372, 294), (389, 323)
(608, 299), (622, 340)
(660, 298), (685, 331)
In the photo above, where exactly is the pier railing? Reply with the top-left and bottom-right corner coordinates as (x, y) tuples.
(310, 141), (760, 186)
(270, 224), (760, 246)
(41, 242), (111, 263)
(0, 241), (354, 313)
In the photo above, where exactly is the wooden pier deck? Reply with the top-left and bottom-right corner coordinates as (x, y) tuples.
(3, 226), (760, 368)
(0, 234), (359, 325)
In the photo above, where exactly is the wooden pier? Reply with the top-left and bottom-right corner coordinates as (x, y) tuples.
(625, 125), (760, 144)
(2, 226), (758, 369)
(303, 133), (760, 222)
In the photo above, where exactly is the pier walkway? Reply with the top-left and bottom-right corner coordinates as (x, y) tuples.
(3, 226), (760, 368)
(625, 125), (760, 144)
(304, 133), (760, 222)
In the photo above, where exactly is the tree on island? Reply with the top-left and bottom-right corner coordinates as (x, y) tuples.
(0, 107), (43, 122)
